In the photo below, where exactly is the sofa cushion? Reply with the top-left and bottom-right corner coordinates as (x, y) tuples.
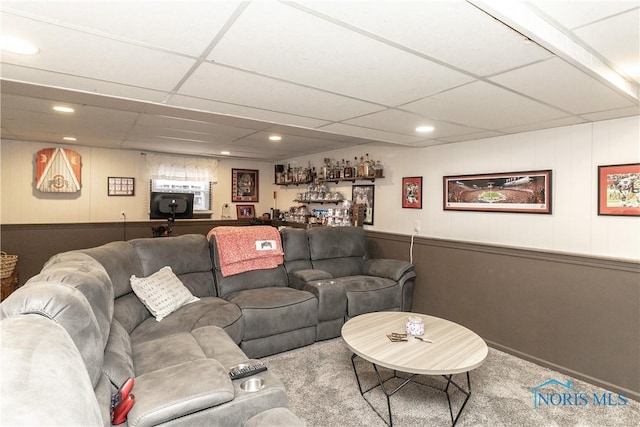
(128, 359), (234, 427)
(81, 241), (143, 299)
(213, 265), (289, 299)
(226, 287), (318, 341)
(129, 297), (244, 345)
(102, 319), (135, 387)
(0, 281), (106, 388)
(244, 407), (306, 427)
(114, 292), (152, 334)
(34, 251), (114, 350)
(341, 275), (402, 316)
(130, 234), (216, 297)
(0, 315), (103, 426)
(133, 332), (206, 375)
(131, 266), (200, 322)
(307, 226), (366, 277)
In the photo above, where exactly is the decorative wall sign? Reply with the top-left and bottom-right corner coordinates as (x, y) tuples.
(598, 163), (640, 216)
(444, 170), (552, 214)
(402, 176), (422, 209)
(35, 148), (82, 192)
(232, 169), (259, 202)
(108, 177), (135, 196)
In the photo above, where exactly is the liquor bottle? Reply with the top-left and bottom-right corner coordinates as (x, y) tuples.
(286, 164), (292, 183)
(344, 160), (352, 178)
(357, 156), (364, 177)
(364, 153), (371, 177)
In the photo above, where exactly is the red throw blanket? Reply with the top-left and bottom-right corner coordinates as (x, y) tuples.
(207, 226), (284, 277)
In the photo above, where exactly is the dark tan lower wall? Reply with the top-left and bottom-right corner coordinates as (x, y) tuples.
(1, 220), (244, 286)
(366, 230), (640, 402)
(2, 223), (638, 400)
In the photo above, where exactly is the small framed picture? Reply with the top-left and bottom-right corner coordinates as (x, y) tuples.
(402, 176), (422, 209)
(236, 204), (256, 219)
(352, 184), (375, 225)
(598, 163), (640, 216)
(232, 169), (259, 202)
(107, 177), (135, 196)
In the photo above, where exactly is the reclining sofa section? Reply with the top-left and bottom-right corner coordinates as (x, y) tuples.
(0, 226), (415, 426)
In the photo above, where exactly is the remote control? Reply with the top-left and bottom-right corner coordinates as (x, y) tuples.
(229, 362), (267, 380)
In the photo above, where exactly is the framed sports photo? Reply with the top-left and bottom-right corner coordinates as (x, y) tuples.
(598, 163), (640, 216)
(236, 204), (256, 219)
(402, 177), (422, 209)
(352, 184), (374, 225)
(444, 170), (552, 214)
(108, 177), (135, 196)
(232, 169), (259, 202)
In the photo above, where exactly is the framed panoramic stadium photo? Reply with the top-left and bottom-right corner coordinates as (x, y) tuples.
(444, 170), (552, 214)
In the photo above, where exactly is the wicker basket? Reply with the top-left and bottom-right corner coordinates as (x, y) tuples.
(1, 252), (18, 279)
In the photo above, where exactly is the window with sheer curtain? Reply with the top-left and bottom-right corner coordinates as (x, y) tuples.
(145, 153), (218, 212)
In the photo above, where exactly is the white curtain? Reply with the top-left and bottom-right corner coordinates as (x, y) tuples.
(145, 153), (218, 183)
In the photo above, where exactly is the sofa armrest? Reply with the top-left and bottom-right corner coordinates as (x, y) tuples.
(290, 269), (333, 290)
(128, 359), (234, 427)
(363, 259), (414, 281)
(303, 280), (346, 322)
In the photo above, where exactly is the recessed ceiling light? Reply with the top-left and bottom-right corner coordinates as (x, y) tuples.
(53, 105), (75, 113)
(0, 35), (39, 55)
(269, 135), (282, 141)
(416, 125), (434, 133)
(221, 151), (231, 155)
(62, 136), (77, 141)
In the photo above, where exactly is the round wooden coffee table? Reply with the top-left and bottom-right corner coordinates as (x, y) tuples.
(341, 311), (488, 426)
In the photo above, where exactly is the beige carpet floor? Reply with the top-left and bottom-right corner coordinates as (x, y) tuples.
(263, 338), (639, 426)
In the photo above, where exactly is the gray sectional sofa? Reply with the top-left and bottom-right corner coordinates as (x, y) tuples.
(0, 226), (415, 426)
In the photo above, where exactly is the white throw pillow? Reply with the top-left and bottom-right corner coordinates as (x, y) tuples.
(130, 266), (199, 322)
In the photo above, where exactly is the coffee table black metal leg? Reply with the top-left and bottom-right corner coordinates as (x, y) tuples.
(350, 353), (473, 427)
(443, 371), (472, 426)
(350, 353), (417, 427)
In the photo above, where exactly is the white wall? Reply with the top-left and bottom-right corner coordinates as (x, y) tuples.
(277, 116), (640, 261)
(2, 116), (638, 260)
(0, 141), (276, 223)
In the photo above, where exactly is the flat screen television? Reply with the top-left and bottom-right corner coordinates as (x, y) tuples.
(150, 192), (194, 221)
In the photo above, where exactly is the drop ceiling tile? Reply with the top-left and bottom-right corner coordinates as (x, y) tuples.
(1, 14), (196, 92)
(208, 1), (473, 105)
(0, 64), (172, 103)
(167, 95), (332, 129)
(402, 80), (568, 129)
(498, 116), (587, 135)
(234, 132), (347, 152)
(437, 130), (506, 143)
(581, 106), (640, 122)
(2, 1), (242, 56)
(318, 123), (425, 145)
(531, 1), (638, 30)
(573, 8), (640, 81)
(490, 58), (637, 114)
(177, 62), (384, 122)
(132, 114), (257, 140)
(343, 108), (487, 140)
(122, 138), (221, 157)
(295, 0), (553, 77)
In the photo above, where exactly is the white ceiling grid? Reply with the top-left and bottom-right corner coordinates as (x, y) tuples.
(0, 0), (638, 161)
